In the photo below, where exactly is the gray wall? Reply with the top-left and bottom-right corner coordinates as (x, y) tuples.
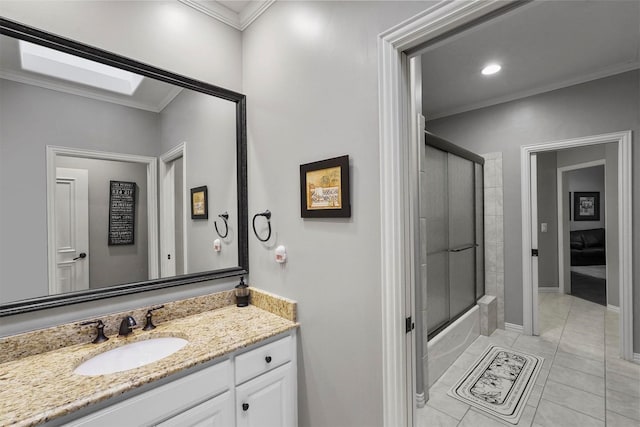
(428, 70), (638, 349)
(56, 157), (149, 288)
(159, 89), (238, 272)
(0, 79), (159, 302)
(0, 0), (243, 336)
(243, 2), (435, 426)
(567, 166), (605, 231)
(536, 152), (558, 288)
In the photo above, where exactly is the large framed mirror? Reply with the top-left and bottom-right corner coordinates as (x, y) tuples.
(0, 18), (248, 316)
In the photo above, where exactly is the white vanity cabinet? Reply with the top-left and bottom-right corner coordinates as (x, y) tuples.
(235, 336), (296, 427)
(156, 390), (234, 427)
(60, 332), (296, 427)
(236, 363), (295, 427)
(63, 360), (233, 427)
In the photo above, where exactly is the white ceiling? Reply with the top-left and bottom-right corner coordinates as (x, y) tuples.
(0, 35), (182, 113)
(421, 1), (640, 120)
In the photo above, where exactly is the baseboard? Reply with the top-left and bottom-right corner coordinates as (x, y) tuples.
(504, 322), (524, 333)
(607, 304), (620, 313)
(633, 353), (640, 365)
(538, 287), (560, 293)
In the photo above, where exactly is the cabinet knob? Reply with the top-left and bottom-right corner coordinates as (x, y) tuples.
(242, 403), (249, 411)
(265, 356), (272, 363)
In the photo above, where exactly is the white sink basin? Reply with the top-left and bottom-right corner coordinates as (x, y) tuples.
(74, 337), (188, 376)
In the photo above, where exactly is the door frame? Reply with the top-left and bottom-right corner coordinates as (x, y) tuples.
(159, 142), (188, 277)
(377, 1), (511, 425)
(46, 146), (159, 290)
(556, 159), (607, 296)
(521, 131), (633, 360)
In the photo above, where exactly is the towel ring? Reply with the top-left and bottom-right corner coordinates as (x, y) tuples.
(214, 212), (229, 238)
(252, 210), (272, 242)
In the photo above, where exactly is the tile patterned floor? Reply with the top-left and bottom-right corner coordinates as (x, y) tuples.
(417, 292), (640, 427)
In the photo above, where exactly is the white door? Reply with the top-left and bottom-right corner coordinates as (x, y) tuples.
(157, 391), (234, 427)
(54, 167), (89, 294)
(161, 160), (177, 278)
(236, 363), (295, 427)
(160, 148), (186, 278)
(530, 154), (540, 336)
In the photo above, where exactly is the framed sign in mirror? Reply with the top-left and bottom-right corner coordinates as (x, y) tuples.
(0, 18), (248, 316)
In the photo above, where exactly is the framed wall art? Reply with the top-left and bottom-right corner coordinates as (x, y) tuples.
(300, 155), (351, 218)
(190, 186), (208, 219)
(108, 180), (136, 245)
(573, 191), (599, 221)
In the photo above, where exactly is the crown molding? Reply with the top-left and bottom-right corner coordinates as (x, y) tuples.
(178, 0), (275, 31)
(238, 0), (275, 31)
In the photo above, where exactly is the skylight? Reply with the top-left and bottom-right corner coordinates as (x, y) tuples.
(18, 40), (144, 96)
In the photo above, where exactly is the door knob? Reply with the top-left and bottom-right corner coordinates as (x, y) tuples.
(242, 403), (249, 411)
(73, 252), (87, 261)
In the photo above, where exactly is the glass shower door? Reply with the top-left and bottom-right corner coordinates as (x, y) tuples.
(448, 154), (476, 317)
(424, 142), (483, 338)
(425, 145), (449, 333)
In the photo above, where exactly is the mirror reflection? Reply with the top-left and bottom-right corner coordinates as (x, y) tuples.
(0, 33), (239, 305)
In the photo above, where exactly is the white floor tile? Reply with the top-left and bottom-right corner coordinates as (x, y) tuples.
(419, 293), (636, 427)
(548, 365), (604, 396)
(415, 404), (459, 427)
(606, 389), (640, 421)
(541, 380), (605, 420)
(606, 410), (640, 427)
(533, 399), (604, 427)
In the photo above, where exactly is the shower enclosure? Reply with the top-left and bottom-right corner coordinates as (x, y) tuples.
(415, 132), (485, 399)
(423, 132), (485, 339)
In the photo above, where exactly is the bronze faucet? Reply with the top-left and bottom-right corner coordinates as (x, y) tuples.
(118, 316), (137, 336)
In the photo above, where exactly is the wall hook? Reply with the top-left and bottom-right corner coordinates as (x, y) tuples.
(214, 212), (229, 238)
(252, 210), (272, 242)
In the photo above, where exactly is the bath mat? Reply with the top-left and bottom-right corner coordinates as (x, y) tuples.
(448, 345), (543, 425)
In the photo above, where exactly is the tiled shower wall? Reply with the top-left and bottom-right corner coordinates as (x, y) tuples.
(483, 152), (505, 329)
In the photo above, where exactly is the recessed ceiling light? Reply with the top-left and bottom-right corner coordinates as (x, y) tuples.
(481, 63), (502, 76)
(19, 40), (143, 95)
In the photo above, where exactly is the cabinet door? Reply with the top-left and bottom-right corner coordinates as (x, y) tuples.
(236, 363), (294, 427)
(156, 391), (233, 427)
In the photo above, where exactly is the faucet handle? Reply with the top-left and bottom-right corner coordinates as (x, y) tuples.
(80, 320), (109, 344)
(143, 305), (165, 331)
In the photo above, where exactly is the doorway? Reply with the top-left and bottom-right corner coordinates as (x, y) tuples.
(558, 161), (609, 306)
(160, 142), (187, 278)
(378, 2), (638, 425)
(522, 131), (633, 360)
(46, 146), (159, 292)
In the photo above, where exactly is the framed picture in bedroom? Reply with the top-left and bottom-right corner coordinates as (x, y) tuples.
(573, 192), (599, 221)
(300, 155), (351, 218)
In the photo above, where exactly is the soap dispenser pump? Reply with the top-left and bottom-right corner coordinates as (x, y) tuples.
(235, 277), (249, 307)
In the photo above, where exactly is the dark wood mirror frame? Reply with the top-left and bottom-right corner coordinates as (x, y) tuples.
(0, 17), (248, 316)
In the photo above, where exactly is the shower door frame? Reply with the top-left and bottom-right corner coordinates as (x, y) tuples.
(423, 133), (485, 340)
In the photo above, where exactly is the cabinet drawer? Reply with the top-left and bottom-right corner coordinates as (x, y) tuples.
(235, 336), (292, 384)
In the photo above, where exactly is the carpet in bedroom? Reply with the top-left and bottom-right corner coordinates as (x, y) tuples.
(570, 271), (606, 306)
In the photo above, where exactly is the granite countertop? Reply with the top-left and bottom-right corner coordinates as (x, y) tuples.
(0, 291), (298, 427)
